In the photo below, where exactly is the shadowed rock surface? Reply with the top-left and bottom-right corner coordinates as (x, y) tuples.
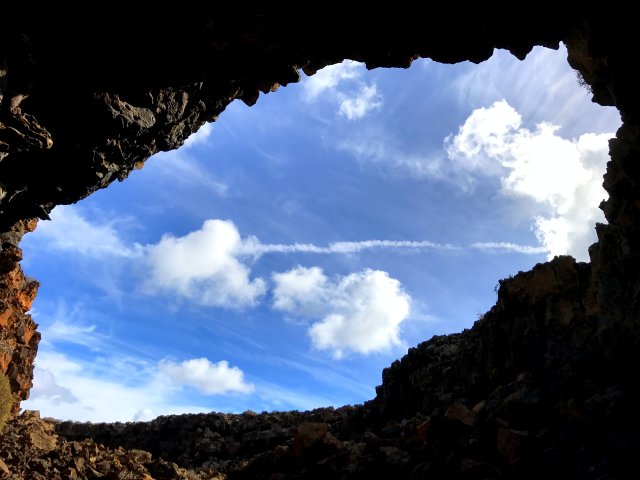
(0, 4), (639, 478)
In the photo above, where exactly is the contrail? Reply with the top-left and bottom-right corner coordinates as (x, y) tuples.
(470, 242), (547, 254)
(241, 239), (458, 256)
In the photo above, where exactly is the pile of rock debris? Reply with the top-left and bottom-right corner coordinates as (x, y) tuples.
(0, 410), (223, 480)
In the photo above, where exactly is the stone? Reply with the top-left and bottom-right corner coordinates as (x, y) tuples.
(445, 402), (476, 427)
(128, 449), (152, 464)
(496, 427), (529, 465)
(472, 400), (486, 415)
(415, 417), (432, 442)
(0, 459), (9, 478)
(378, 446), (410, 466)
(291, 422), (342, 459)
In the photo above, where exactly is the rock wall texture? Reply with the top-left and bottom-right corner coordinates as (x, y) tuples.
(1, 4), (639, 478)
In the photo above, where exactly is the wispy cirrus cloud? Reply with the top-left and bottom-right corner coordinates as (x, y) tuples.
(302, 60), (382, 120)
(30, 205), (142, 259)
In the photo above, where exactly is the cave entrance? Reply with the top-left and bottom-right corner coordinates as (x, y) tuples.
(20, 44), (620, 422)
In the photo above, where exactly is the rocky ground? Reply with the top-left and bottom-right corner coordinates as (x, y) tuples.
(1, 255), (638, 479)
(0, 411), (224, 479)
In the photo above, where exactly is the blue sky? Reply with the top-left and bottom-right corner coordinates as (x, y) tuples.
(21, 45), (620, 422)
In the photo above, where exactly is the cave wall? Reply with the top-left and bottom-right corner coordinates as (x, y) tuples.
(0, 5), (638, 418)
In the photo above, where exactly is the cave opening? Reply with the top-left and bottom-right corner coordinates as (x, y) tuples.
(19, 44), (620, 423)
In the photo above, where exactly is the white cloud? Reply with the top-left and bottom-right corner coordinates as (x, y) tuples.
(28, 367), (78, 405)
(183, 122), (213, 147)
(142, 219), (454, 307)
(302, 61), (361, 100)
(446, 100), (522, 177)
(30, 209), (452, 311)
(24, 305), (257, 423)
(159, 358), (254, 395)
(338, 84), (382, 120)
(24, 349), (253, 422)
(143, 219), (267, 308)
(446, 100), (612, 261)
(45, 320), (99, 348)
(273, 267), (411, 358)
(31, 205), (141, 258)
(302, 60), (382, 120)
(26, 336), (344, 420)
(272, 266), (328, 315)
(452, 45), (620, 139)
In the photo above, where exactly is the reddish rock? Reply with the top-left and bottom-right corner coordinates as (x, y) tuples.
(0, 234), (40, 415)
(497, 427), (529, 465)
(0, 459), (9, 478)
(0, 306), (13, 328)
(472, 400), (486, 415)
(445, 402), (476, 427)
(416, 417), (433, 442)
(291, 422), (342, 459)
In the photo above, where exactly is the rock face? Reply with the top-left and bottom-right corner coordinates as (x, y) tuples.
(0, 219), (39, 415)
(0, 4), (640, 479)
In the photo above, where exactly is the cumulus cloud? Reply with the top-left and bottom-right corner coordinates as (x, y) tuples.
(272, 266), (328, 315)
(143, 219), (267, 308)
(159, 358), (254, 395)
(446, 100), (612, 261)
(24, 349), (253, 422)
(302, 60), (382, 120)
(32, 205), (140, 258)
(272, 267), (411, 358)
(446, 100), (522, 177)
